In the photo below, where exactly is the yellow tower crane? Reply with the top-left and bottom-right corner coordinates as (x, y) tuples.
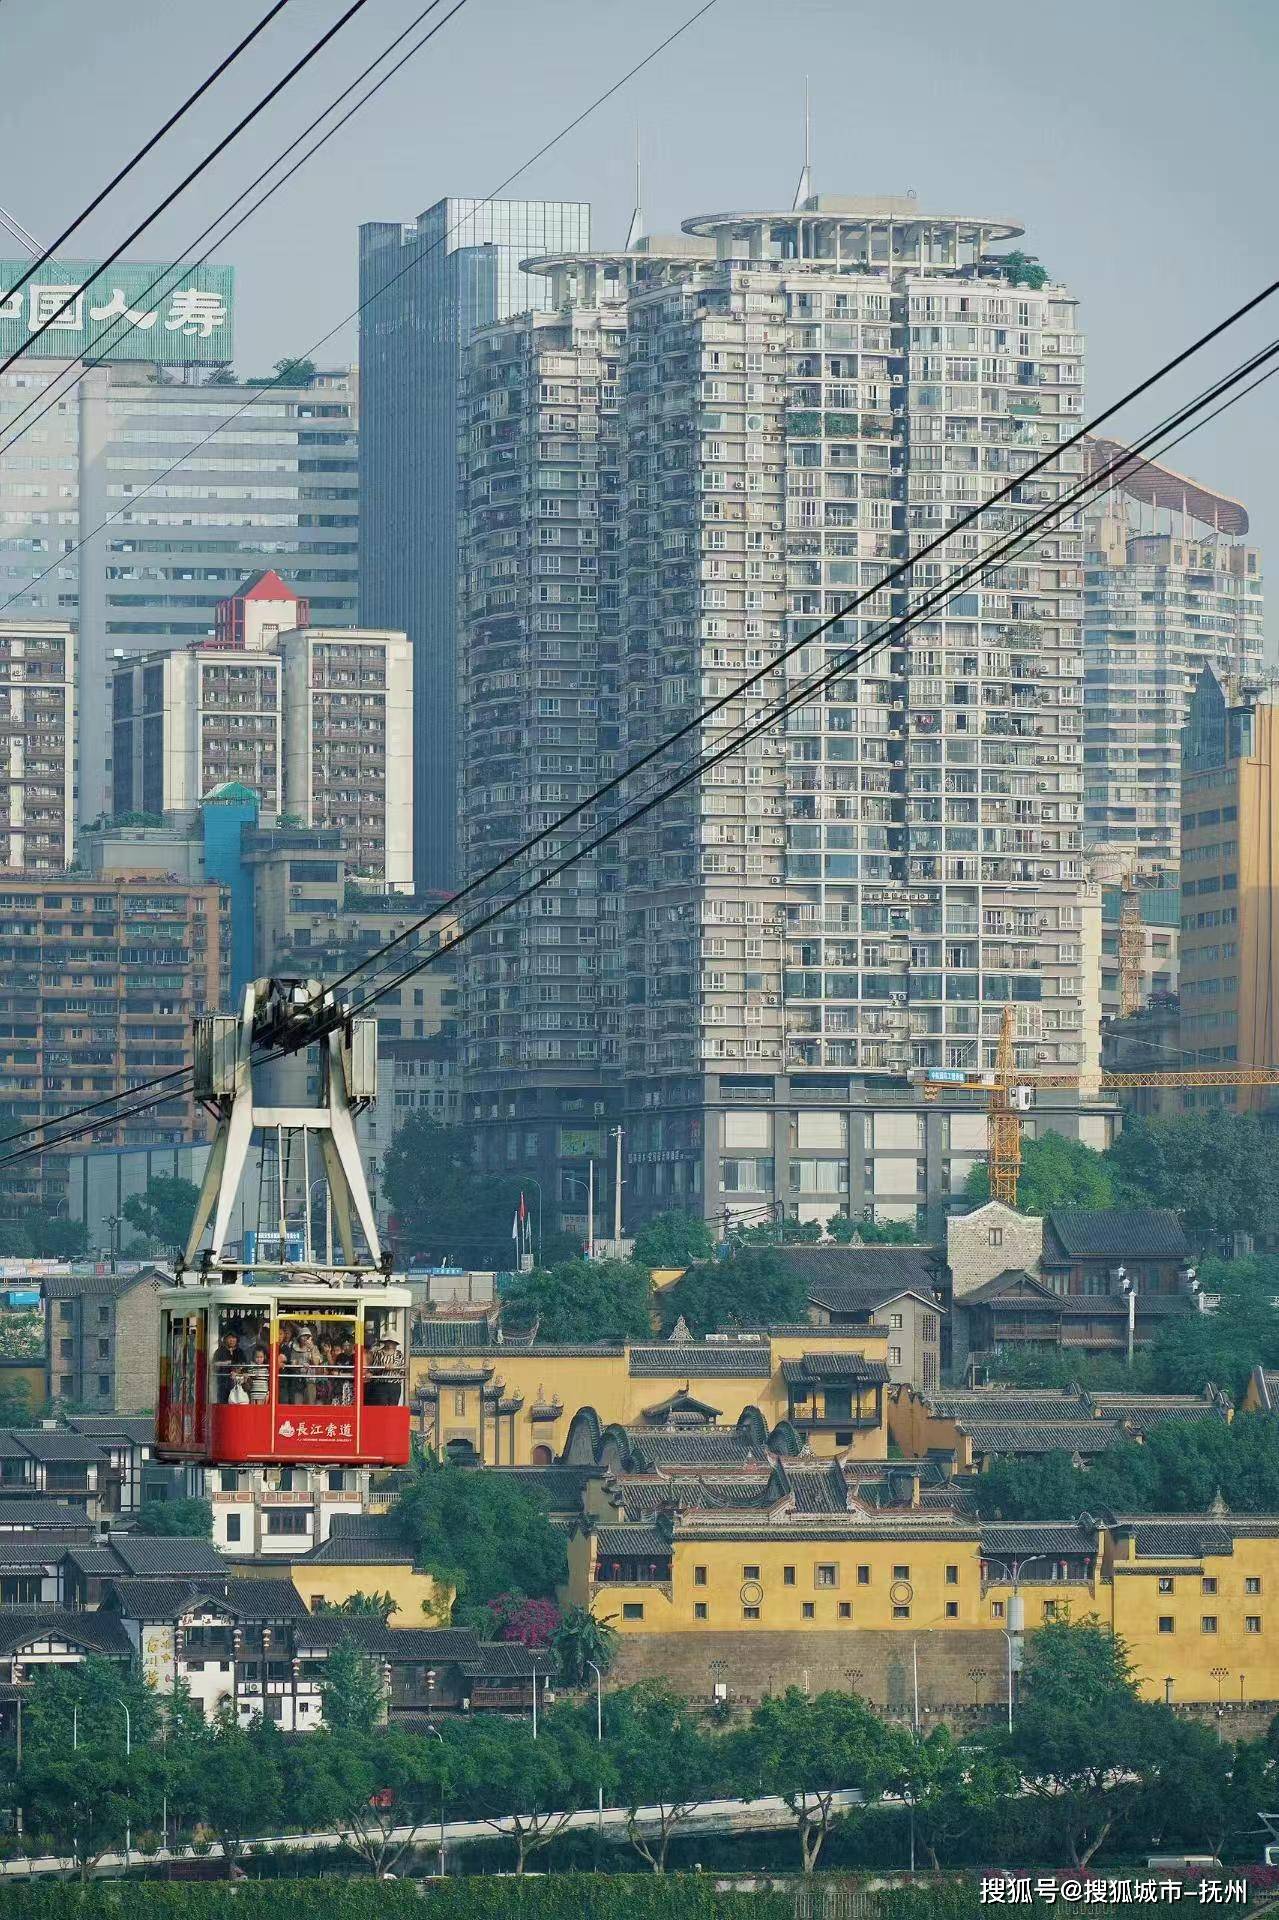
(914, 1012), (1279, 1208)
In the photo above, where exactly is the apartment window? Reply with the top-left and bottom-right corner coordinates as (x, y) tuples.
(857, 1565), (870, 1585)
(893, 1564), (910, 1581)
(743, 1605), (761, 1621)
(225, 1514), (241, 1544)
(802, 1602), (815, 1619)
(694, 1602), (708, 1621)
(219, 1468), (238, 1493)
(1202, 1577), (1218, 1596)
(98, 1375), (110, 1397)
(743, 1564), (760, 1581)
(988, 1227), (1003, 1248)
(327, 1470), (345, 1493)
(1158, 1576), (1175, 1594)
(694, 1565), (707, 1587)
(97, 1339), (109, 1360)
(1201, 1616), (1218, 1634)
(889, 1313), (904, 1330)
(815, 1564), (838, 1589)
(97, 1305), (110, 1327)
(59, 1338), (73, 1360)
(266, 1511), (308, 1535)
(783, 1566), (796, 1586)
(1246, 1615), (1262, 1634)
(1158, 1616), (1174, 1634)
(1246, 1577), (1262, 1595)
(892, 1605), (910, 1620)
(945, 1565), (959, 1586)
(59, 1302), (73, 1323)
(58, 1375), (72, 1396)
(838, 1602), (852, 1620)
(622, 1603), (644, 1621)
(889, 1346), (903, 1367)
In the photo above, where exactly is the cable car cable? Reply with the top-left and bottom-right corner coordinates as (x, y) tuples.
(0, 0), (296, 313)
(0, 338), (1270, 1168)
(0, 0), (469, 459)
(0, 0), (719, 614)
(0, 0), (375, 380)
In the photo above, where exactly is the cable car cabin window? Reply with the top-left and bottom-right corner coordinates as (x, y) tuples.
(363, 1305), (405, 1406)
(214, 1307), (272, 1405)
(158, 1311), (205, 1453)
(277, 1306), (357, 1407)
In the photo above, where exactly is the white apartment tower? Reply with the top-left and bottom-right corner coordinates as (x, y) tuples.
(461, 197), (1099, 1233)
(1084, 449), (1263, 875)
(0, 618), (74, 870)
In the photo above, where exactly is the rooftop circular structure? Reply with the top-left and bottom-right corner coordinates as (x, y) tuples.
(682, 196), (1024, 244)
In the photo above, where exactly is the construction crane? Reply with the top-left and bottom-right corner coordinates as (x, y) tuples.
(914, 1008), (1279, 1207)
(1117, 882), (1145, 1019)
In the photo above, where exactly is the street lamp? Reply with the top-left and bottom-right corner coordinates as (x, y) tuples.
(518, 1174), (543, 1265)
(587, 1660), (604, 1837)
(1211, 1666), (1230, 1742)
(981, 1551), (1062, 1732)
(307, 1177), (332, 1265)
(968, 1665), (985, 1709)
(423, 1686), (445, 1879)
(107, 1213), (121, 1275)
(562, 1168), (596, 1261)
(117, 1698), (132, 1862)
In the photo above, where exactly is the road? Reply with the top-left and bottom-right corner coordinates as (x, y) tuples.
(0, 1789), (866, 1879)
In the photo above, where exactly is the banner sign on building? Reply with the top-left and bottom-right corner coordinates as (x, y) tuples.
(0, 260), (234, 366)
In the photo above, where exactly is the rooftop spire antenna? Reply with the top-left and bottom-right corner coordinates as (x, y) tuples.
(792, 75), (812, 211)
(625, 123), (644, 250)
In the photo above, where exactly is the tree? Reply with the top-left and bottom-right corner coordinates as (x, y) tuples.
(632, 1209), (716, 1269)
(826, 1216), (923, 1245)
(133, 1495), (213, 1537)
(1107, 1111), (1279, 1242)
(605, 1682), (719, 1872)
(551, 1604), (619, 1687)
(459, 1710), (611, 1873)
(185, 1708), (284, 1871)
(1140, 1723), (1275, 1861)
(394, 1459), (567, 1618)
(658, 1248), (807, 1336)
(503, 1257), (653, 1343)
(965, 1131), (1115, 1214)
(12, 1658), (164, 1878)
(997, 249), (1050, 289)
(382, 1113), (552, 1268)
(315, 1589), (397, 1622)
(289, 1726), (445, 1877)
(733, 1687), (909, 1873)
(901, 1726), (1017, 1870)
(486, 1593), (560, 1647)
(273, 356), (317, 387)
(1008, 1617), (1158, 1868)
(10, 1747), (141, 1879)
(121, 1174), (200, 1258)
(318, 1641), (386, 1733)
(969, 1417), (1279, 1520)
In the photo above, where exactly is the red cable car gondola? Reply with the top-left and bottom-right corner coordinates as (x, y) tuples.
(154, 978), (413, 1470)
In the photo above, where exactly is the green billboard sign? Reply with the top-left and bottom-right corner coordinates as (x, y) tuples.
(0, 259), (234, 366)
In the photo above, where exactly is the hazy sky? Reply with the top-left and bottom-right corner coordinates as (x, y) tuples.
(5, 0), (1278, 635)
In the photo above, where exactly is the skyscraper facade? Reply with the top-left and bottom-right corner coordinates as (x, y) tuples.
(460, 197), (1102, 1233)
(358, 197), (591, 890)
(1084, 456), (1263, 876)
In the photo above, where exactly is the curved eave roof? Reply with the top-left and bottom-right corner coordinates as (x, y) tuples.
(1087, 436), (1249, 535)
(681, 208), (1023, 243)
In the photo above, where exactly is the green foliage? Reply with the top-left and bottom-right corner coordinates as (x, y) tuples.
(314, 1589), (397, 1621)
(730, 1686), (912, 1872)
(965, 1131), (1115, 1213)
(394, 1458), (566, 1615)
(273, 357), (318, 387)
(826, 1215), (924, 1245)
(316, 1642), (386, 1734)
(1107, 1111), (1279, 1241)
(731, 1216), (823, 1246)
(286, 1725), (445, 1875)
(604, 1682), (721, 1871)
(453, 1706), (613, 1872)
(658, 1248), (807, 1336)
(631, 1209), (716, 1269)
(971, 1413), (1279, 1519)
(133, 1495), (212, 1537)
(996, 249), (1050, 289)
(382, 1113), (575, 1268)
(901, 1725), (1019, 1870)
(179, 1707), (285, 1864)
(504, 1257), (652, 1344)
(0, 1886), (797, 1920)
(551, 1602), (619, 1687)
(122, 1175), (200, 1257)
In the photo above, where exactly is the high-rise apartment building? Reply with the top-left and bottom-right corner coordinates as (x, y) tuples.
(0, 261), (358, 828)
(1084, 452), (1262, 874)
(110, 573), (412, 887)
(459, 196), (1101, 1232)
(359, 197), (591, 889)
(0, 873), (228, 1216)
(0, 618), (74, 869)
(1179, 666), (1279, 1107)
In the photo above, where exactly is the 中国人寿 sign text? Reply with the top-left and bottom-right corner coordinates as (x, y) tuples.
(0, 259), (234, 365)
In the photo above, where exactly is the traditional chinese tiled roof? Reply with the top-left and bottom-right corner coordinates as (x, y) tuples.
(1122, 1521), (1235, 1559)
(0, 1608), (133, 1658)
(64, 1416), (156, 1445)
(302, 1513), (416, 1565)
(961, 1420), (1125, 1457)
(1045, 1209), (1190, 1261)
(780, 1353), (892, 1385)
(980, 1523), (1098, 1558)
(0, 1536), (75, 1566)
(104, 1577), (309, 1622)
(483, 1466), (598, 1511)
(773, 1246), (942, 1309)
(624, 1432), (763, 1470)
(106, 1535), (226, 1577)
(6, 1430), (107, 1463)
(460, 1642), (552, 1679)
(40, 1268), (169, 1300)
(629, 1345), (772, 1379)
(594, 1525), (671, 1559)
(784, 1464), (852, 1514)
